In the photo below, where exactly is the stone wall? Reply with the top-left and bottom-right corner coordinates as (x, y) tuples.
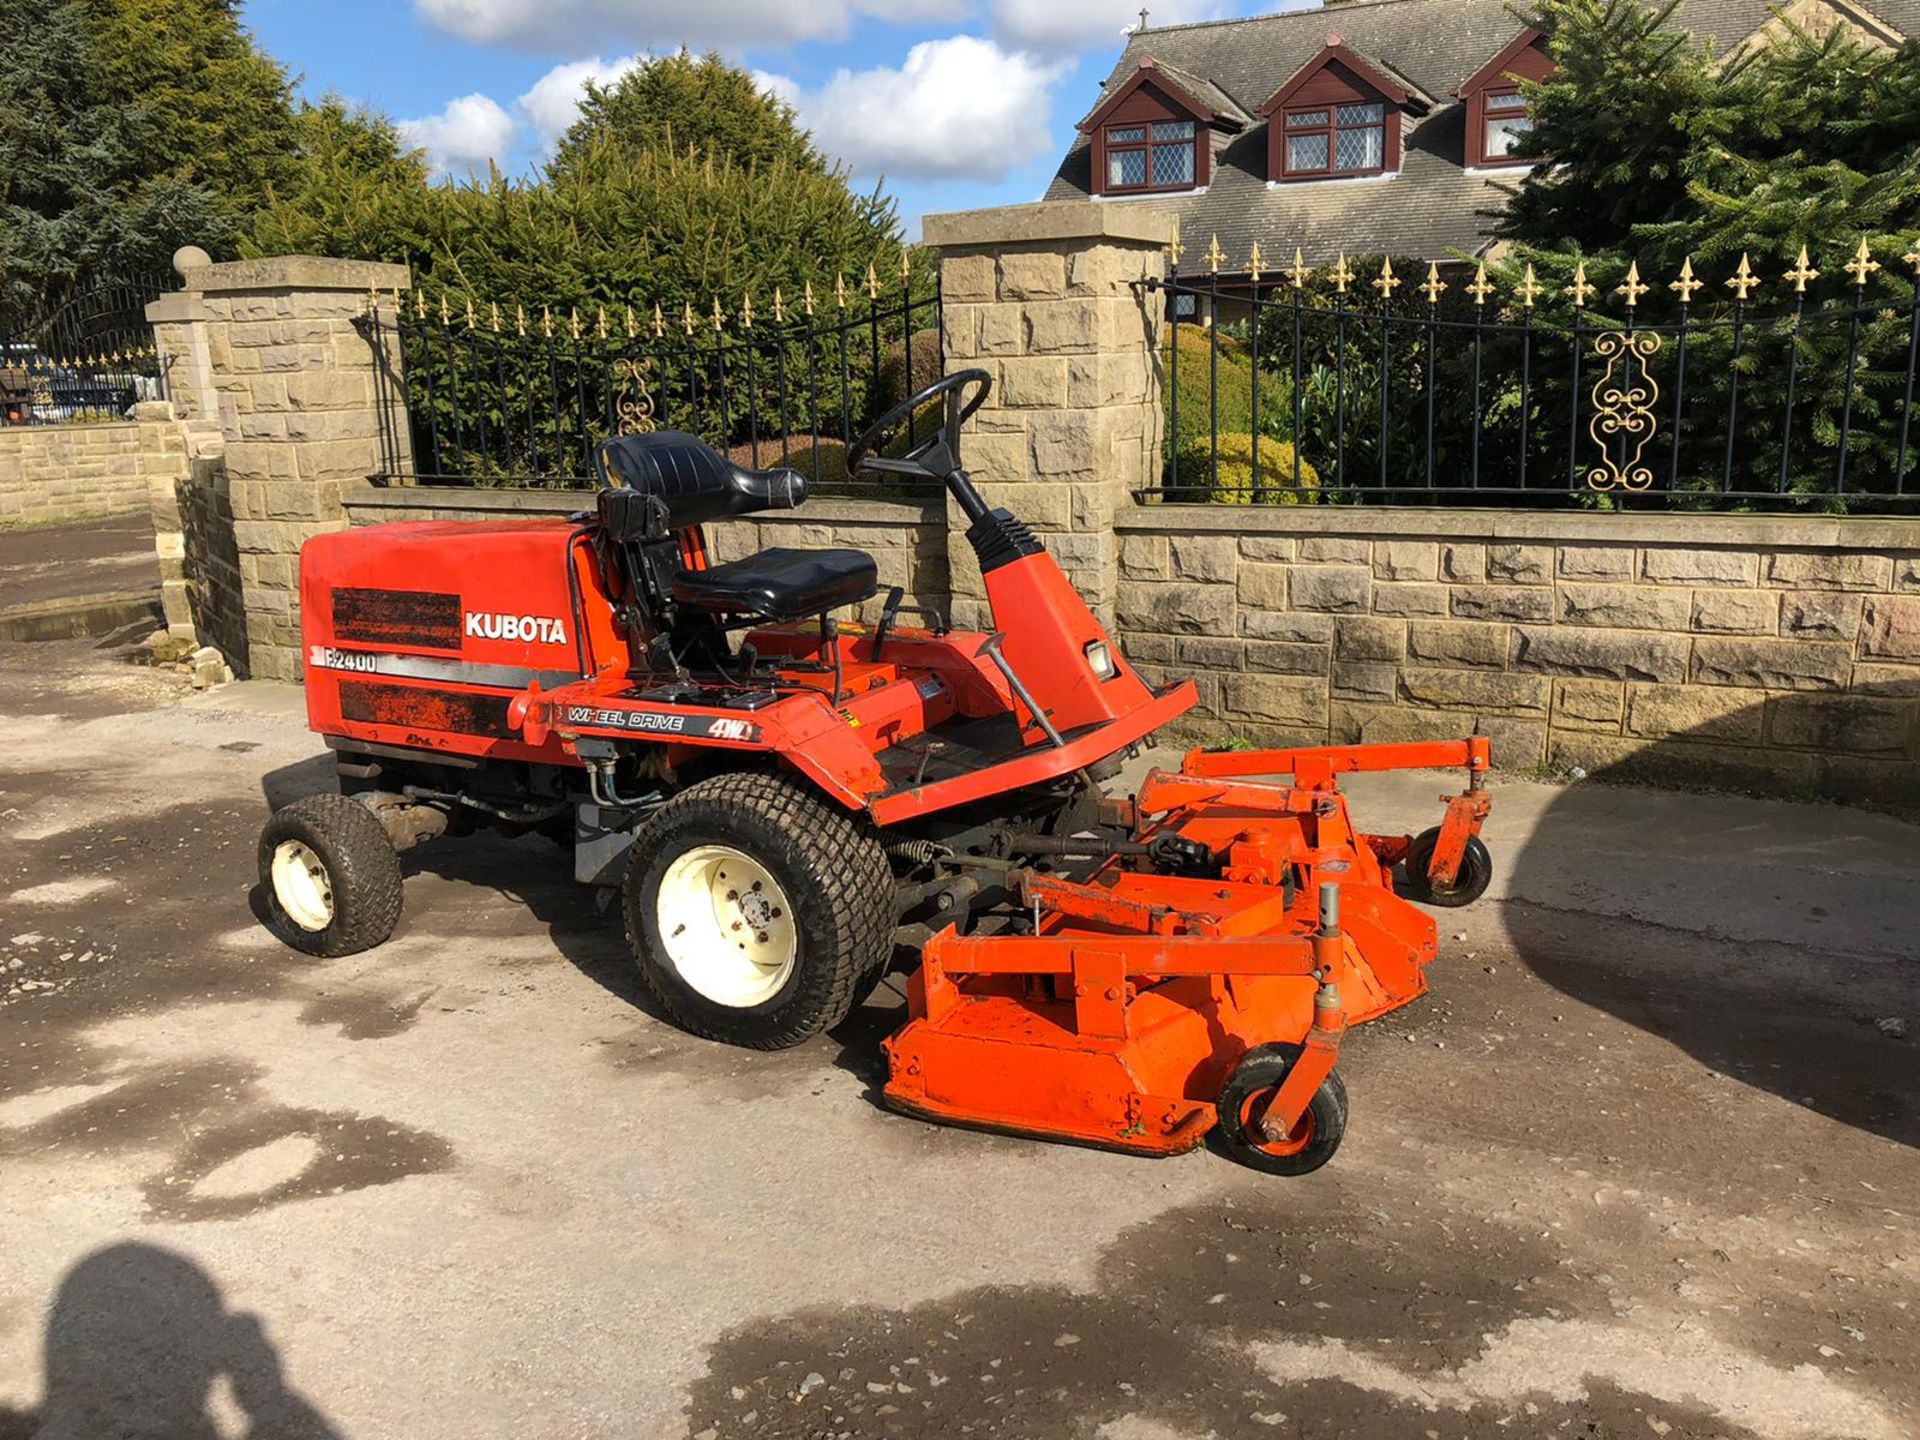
(1115, 507), (1920, 806)
(0, 422), (147, 527)
(339, 486), (948, 627)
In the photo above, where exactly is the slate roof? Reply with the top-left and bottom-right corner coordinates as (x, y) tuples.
(1042, 0), (1919, 270)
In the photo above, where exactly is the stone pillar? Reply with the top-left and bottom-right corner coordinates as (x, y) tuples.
(176, 255), (411, 680)
(923, 202), (1172, 630)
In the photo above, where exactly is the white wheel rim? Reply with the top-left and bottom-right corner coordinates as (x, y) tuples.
(271, 839), (335, 932)
(657, 845), (797, 1008)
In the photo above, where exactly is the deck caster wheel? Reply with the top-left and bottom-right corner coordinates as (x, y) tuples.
(1400, 827), (1493, 908)
(258, 794), (404, 958)
(1214, 1042), (1347, 1177)
(624, 771), (893, 1050)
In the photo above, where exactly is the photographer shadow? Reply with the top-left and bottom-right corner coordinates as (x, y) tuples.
(0, 1244), (340, 1440)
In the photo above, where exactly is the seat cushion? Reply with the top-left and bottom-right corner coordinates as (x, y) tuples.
(671, 547), (878, 621)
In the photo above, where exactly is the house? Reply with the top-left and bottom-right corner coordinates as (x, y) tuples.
(1043, 0), (1915, 282)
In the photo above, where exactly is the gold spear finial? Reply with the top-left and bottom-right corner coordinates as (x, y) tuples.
(465, 297), (477, 330)
(803, 279), (815, 317)
(682, 301), (696, 336)
(1843, 237), (1881, 288)
(1372, 256), (1401, 299)
(1288, 248), (1311, 290)
(541, 305), (553, 338)
(1615, 260), (1649, 309)
(1670, 256), (1703, 304)
(773, 287), (788, 324)
(1329, 253), (1355, 293)
(490, 301), (502, 333)
(414, 289), (427, 320)
(1466, 262), (1495, 305)
(1517, 264), (1543, 308)
(1564, 261), (1596, 307)
(864, 262), (879, 300)
(1204, 233), (1226, 273)
(900, 247), (913, 282)
(1248, 242), (1265, 284)
(596, 306), (609, 341)
(1167, 217), (1185, 266)
(625, 305), (637, 339)
(711, 297), (726, 332)
(740, 291), (755, 329)
(569, 307), (582, 341)
(366, 283), (379, 316)
(1904, 236), (1920, 277)
(1784, 244), (1820, 294)
(1420, 262), (1447, 305)
(834, 272), (848, 309)
(516, 303), (527, 337)
(1726, 253), (1760, 301)
(439, 294), (451, 326)
(653, 302), (665, 338)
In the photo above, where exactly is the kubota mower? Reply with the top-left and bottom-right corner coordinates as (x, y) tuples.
(260, 369), (1493, 1174)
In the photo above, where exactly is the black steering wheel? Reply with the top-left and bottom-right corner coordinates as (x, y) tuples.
(845, 368), (992, 482)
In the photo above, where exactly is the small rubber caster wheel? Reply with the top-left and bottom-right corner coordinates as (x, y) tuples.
(258, 794), (403, 958)
(1214, 1042), (1347, 1177)
(1400, 827), (1493, 908)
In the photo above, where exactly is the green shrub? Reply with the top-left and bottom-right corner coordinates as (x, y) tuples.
(1162, 325), (1292, 446)
(1172, 432), (1319, 505)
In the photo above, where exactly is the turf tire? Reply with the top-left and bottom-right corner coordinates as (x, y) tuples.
(258, 794), (404, 958)
(624, 771), (893, 1050)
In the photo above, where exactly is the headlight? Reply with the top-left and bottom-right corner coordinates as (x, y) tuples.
(1084, 640), (1117, 680)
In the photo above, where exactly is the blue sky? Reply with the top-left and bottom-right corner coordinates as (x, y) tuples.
(241, 0), (1306, 238)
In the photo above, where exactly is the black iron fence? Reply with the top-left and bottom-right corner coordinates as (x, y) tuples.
(1143, 238), (1920, 512)
(367, 263), (943, 497)
(0, 272), (169, 426)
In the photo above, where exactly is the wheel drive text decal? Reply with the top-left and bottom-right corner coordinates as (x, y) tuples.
(559, 705), (758, 743)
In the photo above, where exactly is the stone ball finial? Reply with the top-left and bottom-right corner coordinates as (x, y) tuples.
(172, 245), (212, 279)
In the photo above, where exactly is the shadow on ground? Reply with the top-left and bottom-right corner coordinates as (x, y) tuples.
(0, 1243), (341, 1440)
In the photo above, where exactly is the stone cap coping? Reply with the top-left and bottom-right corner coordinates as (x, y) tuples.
(339, 484), (942, 525)
(1118, 503), (1920, 551)
(181, 256), (412, 295)
(144, 292), (206, 324)
(923, 201), (1178, 251)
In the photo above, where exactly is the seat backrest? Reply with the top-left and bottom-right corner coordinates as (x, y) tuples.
(595, 431), (808, 530)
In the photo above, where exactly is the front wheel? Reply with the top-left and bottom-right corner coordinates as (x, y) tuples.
(1399, 828), (1493, 908)
(624, 771), (893, 1050)
(1214, 1043), (1347, 1177)
(258, 794), (403, 958)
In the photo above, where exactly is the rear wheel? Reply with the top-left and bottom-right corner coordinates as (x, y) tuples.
(1214, 1042), (1347, 1177)
(625, 771), (892, 1049)
(258, 794), (403, 958)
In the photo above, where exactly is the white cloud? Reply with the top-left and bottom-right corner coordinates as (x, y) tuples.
(396, 93), (517, 176)
(771, 36), (1069, 183)
(517, 54), (648, 151)
(750, 68), (802, 110)
(415, 0), (969, 54)
(992, 0), (1229, 55)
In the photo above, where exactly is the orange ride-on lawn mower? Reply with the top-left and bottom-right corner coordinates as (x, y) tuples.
(258, 370), (1493, 1174)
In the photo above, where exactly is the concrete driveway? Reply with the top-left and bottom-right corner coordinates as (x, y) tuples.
(1, 636), (1915, 1440)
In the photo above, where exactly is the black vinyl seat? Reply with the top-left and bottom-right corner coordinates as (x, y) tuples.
(672, 548), (878, 622)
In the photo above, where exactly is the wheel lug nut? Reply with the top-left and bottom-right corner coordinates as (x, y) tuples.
(750, 881), (762, 892)
(769, 907), (782, 919)
(731, 921), (742, 931)
(757, 932), (768, 944)
(726, 890), (739, 901)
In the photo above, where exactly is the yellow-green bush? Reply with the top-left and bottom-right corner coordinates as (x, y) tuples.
(1172, 432), (1319, 505)
(1161, 326), (1291, 443)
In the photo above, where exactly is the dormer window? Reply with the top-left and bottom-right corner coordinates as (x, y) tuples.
(1457, 28), (1555, 169)
(1105, 119), (1197, 191)
(1282, 102), (1387, 177)
(1257, 39), (1431, 185)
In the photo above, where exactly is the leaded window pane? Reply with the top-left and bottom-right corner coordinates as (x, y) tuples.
(1334, 124), (1384, 171)
(1151, 142), (1194, 186)
(1286, 109), (1328, 128)
(1151, 120), (1194, 140)
(1287, 133), (1329, 171)
(1336, 102), (1384, 125)
(1108, 125), (1147, 143)
(1485, 115), (1532, 156)
(1109, 148), (1147, 186)
(1485, 90), (1528, 112)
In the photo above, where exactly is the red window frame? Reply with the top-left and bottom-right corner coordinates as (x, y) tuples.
(1476, 86), (1535, 167)
(1278, 101), (1390, 180)
(1102, 119), (1200, 194)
